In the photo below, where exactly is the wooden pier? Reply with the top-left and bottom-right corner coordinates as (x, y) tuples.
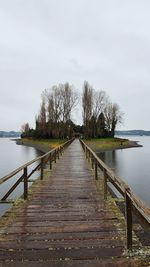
(0, 139), (149, 266)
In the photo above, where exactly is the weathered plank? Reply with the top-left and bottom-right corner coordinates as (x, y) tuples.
(0, 259), (143, 267)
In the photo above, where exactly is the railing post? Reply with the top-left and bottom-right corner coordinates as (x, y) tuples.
(24, 167), (28, 200)
(103, 169), (107, 200)
(95, 160), (98, 180)
(41, 158), (44, 180)
(49, 154), (52, 170)
(57, 148), (60, 159)
(125, 191), (132, 250)
(55, 150), (57, 163)
(60, 146), (63, 155)
(91, 156), (94, 169)
(82, 143), (85, 152)
(85, 147), (87, 159)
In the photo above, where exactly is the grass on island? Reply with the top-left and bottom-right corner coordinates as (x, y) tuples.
(21, 137), (131, 152)
(84, 137), (129, 151)
(21, 138), (68, 149)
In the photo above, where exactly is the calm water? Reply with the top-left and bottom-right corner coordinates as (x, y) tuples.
(0, 138), (42, 215)
(98, 136), (150, 206)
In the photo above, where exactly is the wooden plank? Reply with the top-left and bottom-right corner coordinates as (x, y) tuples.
(5, 214), (118, 222)
(0, 238), (124, 249)
(0, 259), (143, 267)
(0, 247), (123, 261)
(5, 223), (123, 234)
(0, 230), (125, 242)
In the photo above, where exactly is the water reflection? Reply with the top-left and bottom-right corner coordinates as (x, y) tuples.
(0, 138), (43, 215)
(99, 150), (116, 170)
(0, 139), (42, 176)
(97, 136), (150, 206)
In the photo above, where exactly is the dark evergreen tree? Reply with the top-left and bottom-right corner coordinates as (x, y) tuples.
(97, 112), (107, 137)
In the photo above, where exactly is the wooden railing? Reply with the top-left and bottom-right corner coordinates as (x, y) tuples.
(0, 138), (74, 203)
(80, 139), (150, 250)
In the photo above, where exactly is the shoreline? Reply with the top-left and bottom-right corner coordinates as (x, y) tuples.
(84, 140), (142, 154)
(15, 139), (52, 153)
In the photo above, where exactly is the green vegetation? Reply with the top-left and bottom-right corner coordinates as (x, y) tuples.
(20, 138), (67, 150)
(84, 137), (130, 151)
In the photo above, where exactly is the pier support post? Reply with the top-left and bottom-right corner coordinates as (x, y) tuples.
(125, 191), (132, 250)
(41, 158), (44, 180)
(55, 150), (57, 163)
(85, 147), (87, 159)
(49, 154), (52, 170)
(57, 148), (60, 159)
(91, 157), (94, 169)
(24, 167), (28, 200)
(95, 160), (98, 180)
(103, 169), (107, 200)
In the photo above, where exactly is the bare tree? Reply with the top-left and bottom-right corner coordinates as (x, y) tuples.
(21, 122), (30, 137)
(92, 90), (107, 119)
(41, 86), (62, 138)
(82, 81), (93, 138)
(60, 82), (78, 137)
(104, 101), (123, 137)
(92, 90), (107, 137)
(82, 82), (109, 138)
(38, 97), (47, 137)
(61, 83), (78, 122)
(52, 85), (63, 124)
(37, 83), (78, 138)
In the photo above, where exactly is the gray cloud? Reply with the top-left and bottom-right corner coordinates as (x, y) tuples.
(0, 0), (150, 130)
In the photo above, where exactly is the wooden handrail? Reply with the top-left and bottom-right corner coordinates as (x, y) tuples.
(0, 138), (75, 202)
(80, 139), (150, 250)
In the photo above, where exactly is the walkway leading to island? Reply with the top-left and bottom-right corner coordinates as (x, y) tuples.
(0, 140), (142, 266)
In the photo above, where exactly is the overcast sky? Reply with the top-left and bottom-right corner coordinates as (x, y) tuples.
(0, 0), (150, 131)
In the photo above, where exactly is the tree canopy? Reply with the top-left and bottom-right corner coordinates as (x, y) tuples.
(21, 81), (123, 139)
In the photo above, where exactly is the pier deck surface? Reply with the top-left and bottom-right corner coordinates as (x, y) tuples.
(0, 140), (144, 266)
